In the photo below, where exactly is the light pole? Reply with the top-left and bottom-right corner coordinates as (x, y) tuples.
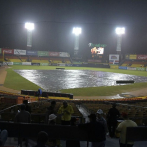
(72, 27), (82, 57)
(25, 22), (34, 50)
(115, 27), (125, 54)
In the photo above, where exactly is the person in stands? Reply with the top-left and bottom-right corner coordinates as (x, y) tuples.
(0, 129), (8, 146)
(37, 88), (42, 100)
(116, 112), (137, 147)
(23, 100), (31, 113)
(48, 114), (60, 147)
(79, 114), (106, 147)
(34, 131), (48, 147)
(66, 117), (80, 147)
(96, 109), (108, 135)
(107, 103), (120, 137)
(15, 104), (31, 147)
(48, 114), (57, 125)
(58, 101), (74, 125)
(46, 101), (56, 124)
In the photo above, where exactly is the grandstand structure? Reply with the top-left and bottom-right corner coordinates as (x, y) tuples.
(1, 48), (147, 146)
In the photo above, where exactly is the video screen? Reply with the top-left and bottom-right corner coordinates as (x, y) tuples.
(91, 47), (104, 55)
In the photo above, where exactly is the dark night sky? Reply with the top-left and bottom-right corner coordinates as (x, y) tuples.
(0, 0), (147, 57)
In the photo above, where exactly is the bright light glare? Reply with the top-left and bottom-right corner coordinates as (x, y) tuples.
(115, 27), (125, 35)
(25, 23), (34, 31)
(73, 27), (81, 36)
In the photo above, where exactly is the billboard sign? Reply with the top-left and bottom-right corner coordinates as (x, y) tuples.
(13, 62), (22, 65)
(26, 50), (38, 56)
(49, 52), (59, 57)
(137, 55), (147, 60)
(109, 54), (119, 64)
(119, 66), (127, 70)
(136, 67), (146, 71)
(3, 62), (13, 65)
(14, 49), (26, 55)
(59, 52), (70, 57)
(91, 47), (104, 55)
(38, 51), (49, 56)
(40, 63), (49, 66)
(129, 55), (137, 59)
(2, 49), (14, 54)
(88, 60), (101, 63)
(127, 67), (136, 70)
(22, 62), (31, 65)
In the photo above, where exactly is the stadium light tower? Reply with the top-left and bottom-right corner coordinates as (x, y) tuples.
(115, 27), (125, 54)
(72, 27), (82, 57)
(25, 22), (34, 50)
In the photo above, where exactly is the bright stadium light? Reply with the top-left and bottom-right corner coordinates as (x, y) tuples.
(73, 27), (81, 36)
(72, 27), (82, 57)
(25, 22), (34, 31)
(115, 27), (125, 54)
(25, 22), (34, 49)
(115, 27), (125, 35)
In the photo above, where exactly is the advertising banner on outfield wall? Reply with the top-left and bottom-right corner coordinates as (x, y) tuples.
(38, 51), (49, 56)
(49, 52), (59, 57)
(88, 60), (101, 63)
(31, 63), (40, 66)
(109, 54), (119, 64)
(59, 52), (70, 57)
(3, 62), (13, 65)
(26, 50), (38, 56)
(127, 67), (136, 70)
(40, 63), (49, 66)
(110, 65), (118, 69)
(2, 49), (14, 54)
(14, 49), (26, 55)
(137, 55), (147, 60)
(22, 62), (31, 65)
(119, 66), (127, 70)
(13, 62), (22, 65)
(129, 54), (137, 59)
(57, 63), (66, 66)
(0, 48), (1, 54)
(136, 67), (146, 71)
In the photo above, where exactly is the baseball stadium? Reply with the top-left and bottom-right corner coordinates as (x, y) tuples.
(0, 47), (147, 146)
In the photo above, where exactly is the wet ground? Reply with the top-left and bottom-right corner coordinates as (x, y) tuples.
(14, 69), (147, 91)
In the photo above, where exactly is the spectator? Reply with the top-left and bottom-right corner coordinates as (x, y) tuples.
(34, 131), (48, 147)
(107, 103), (120, 137)
(58, 101), (74, 125)
(96, 109), (108, 135)
(48, 114), (57, 125)
(15, 104), (31, 147)
(0, 130), (8, 146)
(66, 117), (80, 147)
(23, 100), (31, 113)
(116, 112), (137, 147)
(37, 88), (42, 100)
(48, 114), (60, 147)
(46, 101), (56, 124)
(79, 114), (106, 147)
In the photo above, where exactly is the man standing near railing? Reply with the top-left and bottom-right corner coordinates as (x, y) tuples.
(116, 112), (137, 147)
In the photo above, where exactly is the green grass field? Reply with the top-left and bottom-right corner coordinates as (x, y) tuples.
(4, 65), (147, 96)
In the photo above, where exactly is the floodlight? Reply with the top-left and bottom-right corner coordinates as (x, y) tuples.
(115, 27), (125, 35)
(25, 23), (34, 31)
(73, 27), (81, 36)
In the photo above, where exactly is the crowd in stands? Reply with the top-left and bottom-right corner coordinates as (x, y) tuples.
(0, 99), (141, 147)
